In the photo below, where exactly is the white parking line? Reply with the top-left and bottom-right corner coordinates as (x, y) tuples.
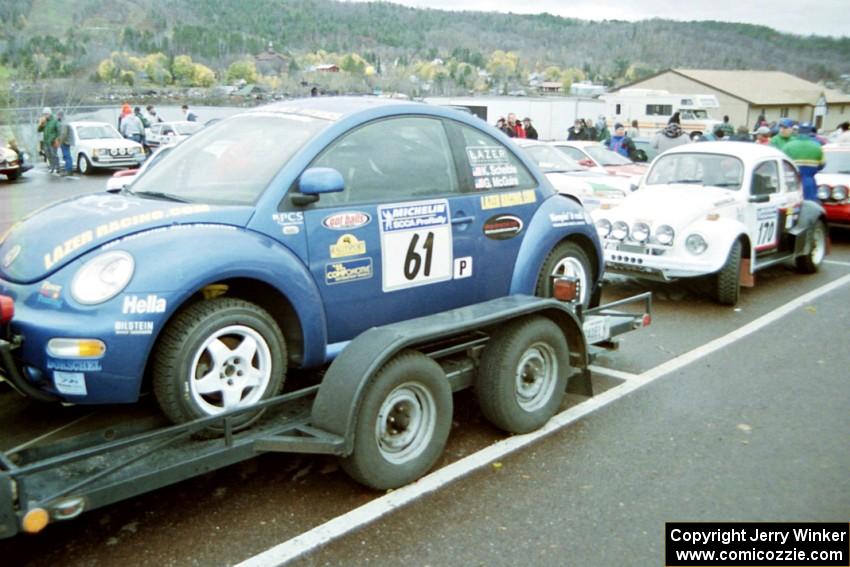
(588, 365), (640, 381)
(825, 260), (850, 267)
(237, 273), (850, 567)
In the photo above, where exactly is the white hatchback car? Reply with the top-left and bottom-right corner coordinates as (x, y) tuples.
(592, 142), (828, 305)
(145, 120), (203, 149)
(68, 121), (145, 174)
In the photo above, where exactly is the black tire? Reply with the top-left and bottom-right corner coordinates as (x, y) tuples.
(153, 298), (286, 434)
(476, 316), (570, 434)
(535, 241), (593, 307)
(796, 220), (827, 274)
(715, 240), (742, 306)
(6, 171), (20, 181)
(341, 350), (452, 490)
(77, 154), (91, 175)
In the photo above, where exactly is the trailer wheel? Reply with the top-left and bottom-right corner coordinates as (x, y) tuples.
(715, 239), (742, 306)
(796, 220), (826, 274)
(153, 298), (286, 434)
(476, 316), (569, 434)
(535, 241), (592, 307)
(342, 350), (451, 490)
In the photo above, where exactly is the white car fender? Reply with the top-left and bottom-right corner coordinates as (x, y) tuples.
(684, 217), (750, 273)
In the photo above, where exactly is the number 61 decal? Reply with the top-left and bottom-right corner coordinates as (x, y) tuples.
(379, 199), (453, 292)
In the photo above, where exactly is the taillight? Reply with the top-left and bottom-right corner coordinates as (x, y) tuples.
(553, 277), (578, 302)
(0, 295), (13, 324)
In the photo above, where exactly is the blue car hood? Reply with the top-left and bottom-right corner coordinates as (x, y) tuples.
(0, 193), (254, 283)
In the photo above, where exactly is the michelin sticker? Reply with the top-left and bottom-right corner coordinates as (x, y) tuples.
(54, 371), (87, 396)
(325, 258), (373, 285)
(378, 199), (453, 292)
(330, 234), (366, 258)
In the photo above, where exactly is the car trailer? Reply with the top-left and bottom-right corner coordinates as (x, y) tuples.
(0, 289), (651, 538)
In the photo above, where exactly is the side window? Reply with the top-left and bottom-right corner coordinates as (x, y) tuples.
(452, 122), (536, 192)
(752, 160), (780, 196)
(311, 117), (458, 206)
(781, 161), (801, 193)
(558, 146), (586, 162)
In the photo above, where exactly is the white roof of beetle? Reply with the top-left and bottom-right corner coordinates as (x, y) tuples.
(663, 141), (787, 161)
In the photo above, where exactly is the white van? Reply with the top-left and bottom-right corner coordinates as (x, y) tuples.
(600, 89), (722, 139)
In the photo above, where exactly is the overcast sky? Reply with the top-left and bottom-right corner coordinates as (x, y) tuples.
(346, 0), (848, 38)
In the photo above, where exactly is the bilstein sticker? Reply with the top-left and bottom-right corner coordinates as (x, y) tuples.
(330, 234), (366, 258)
(483, 214), (524, 240)
(115, 321), (154, 335)
(323, 211), (371, 230)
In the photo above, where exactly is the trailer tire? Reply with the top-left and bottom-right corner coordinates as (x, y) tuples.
(535, 241), (592, 307)
(796, 220), (826, 274)
(715, 239), (742, 306)
(476, 316), (569, 434)
(341, 350), (451, 490)
(153, 298), (286, 435)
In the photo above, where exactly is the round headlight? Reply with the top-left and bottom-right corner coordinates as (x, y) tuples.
(832, 185), (848, 201)
(611, 221), (629, 241)
(817, 185), (831, 200)
(71, 251), (135, 305)
(595, 218), (612, 238)
(631, 222), (650, 243)
(685, 234), (708, 255)
(655, 224), (675, 245)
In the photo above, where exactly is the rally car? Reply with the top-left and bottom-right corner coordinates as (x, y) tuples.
(592, 142), (828, 305)
(0, 97), (603, 425)
(815, 143), (850, 226)
(0, 129), (33, 181)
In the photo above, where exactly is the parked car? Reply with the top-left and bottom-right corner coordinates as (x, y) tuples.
(514, 139), (629, 211)
(815, 143), (850, 226)
(145, 120), (203, 150)
(592, 142), (827, 305)
(0, 97), (604, 425)
(68, 121), (145, 174)
(105, 144), (175, 192)
(0, 137), (33, 181)
(551, 141), (648, 181)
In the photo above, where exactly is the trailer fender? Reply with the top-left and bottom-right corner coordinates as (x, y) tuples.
(311, 296), (587, 455)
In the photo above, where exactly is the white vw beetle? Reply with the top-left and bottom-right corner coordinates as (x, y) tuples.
(68, 121), (145, 174)
(592, 142), (828, 305)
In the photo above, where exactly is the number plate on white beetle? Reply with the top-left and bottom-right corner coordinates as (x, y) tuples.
(582, 315), (610, 344)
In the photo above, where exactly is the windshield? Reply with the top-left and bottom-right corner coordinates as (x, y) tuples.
(174, 122), (203, 136)
(584, 145), (632, 166)
(522, 144), (584, 172)
(680, 109), (709, 120)
(646, 153), (744, 190)
(822, 150), (850, 174)
(130, 113), (330, 205)
(77, 125), (122, 140)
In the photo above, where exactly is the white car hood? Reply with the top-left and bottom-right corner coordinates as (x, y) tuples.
(76, 138), (141, 150)
(600, 185), (738, 227)
(814, 173), (850, 186)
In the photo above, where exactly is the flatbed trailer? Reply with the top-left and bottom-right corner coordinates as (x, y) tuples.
(0, 292), (651, 538)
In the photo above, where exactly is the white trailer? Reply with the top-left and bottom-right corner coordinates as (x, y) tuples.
(600, 89), (722, 138)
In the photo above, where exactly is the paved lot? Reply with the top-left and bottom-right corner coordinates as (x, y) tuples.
(1, 168), (848, 566)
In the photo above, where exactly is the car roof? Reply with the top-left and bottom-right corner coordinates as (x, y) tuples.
(69, 121), (116, 127)
(552, 141), (600, 148)
(663, 141), (787, 161)
(245, 96), (420, 122)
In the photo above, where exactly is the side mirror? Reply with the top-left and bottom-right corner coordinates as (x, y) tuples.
(749, 194), (770, 203)
(578, 158), (594, 167)
(293, 167), (344, 206)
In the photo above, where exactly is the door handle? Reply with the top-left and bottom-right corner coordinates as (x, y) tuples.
(451, 215), (475, 225)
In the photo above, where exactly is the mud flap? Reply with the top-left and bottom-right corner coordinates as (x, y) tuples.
(740, 258), (755, 288)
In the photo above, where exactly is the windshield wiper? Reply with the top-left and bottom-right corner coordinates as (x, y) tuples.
(669, 179), (703, 184)
(133, 191), (190, 203)
(709, 182), (740, 188)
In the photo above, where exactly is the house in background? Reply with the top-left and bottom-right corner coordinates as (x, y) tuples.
(254, 42), (289, 75)
(613, 69), (850, 131)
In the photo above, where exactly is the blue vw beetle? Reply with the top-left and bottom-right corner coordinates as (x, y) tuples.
(0, 97), (603, 426)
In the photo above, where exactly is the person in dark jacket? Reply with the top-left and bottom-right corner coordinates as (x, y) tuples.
(37, 107), (61, 174)
(567, 119), (586, 140)
(606, 123), (637, 159)
(56, 111), (73, 175)
(522, 117), (538, 140)
(668, 112), (681, 125)
(730, 125), (752, 142)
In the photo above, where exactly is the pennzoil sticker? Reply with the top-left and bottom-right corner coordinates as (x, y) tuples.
(323, 211), (371, 230)
(483, 214), (524, 240)
(330, 234), (366, 258)
(325, 258), (373, 285)
(480, 190), (536, 210)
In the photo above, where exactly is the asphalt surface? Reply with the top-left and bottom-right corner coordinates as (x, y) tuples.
(0, 166), (848, 566)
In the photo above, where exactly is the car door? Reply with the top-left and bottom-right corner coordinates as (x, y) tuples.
(748, 159), (798, 264)
(147, 124), (161, 147)
(301, 115), (483, 344)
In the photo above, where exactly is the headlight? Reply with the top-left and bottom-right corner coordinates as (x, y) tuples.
(817, 185), (831, 200)
(595, 218), (612, 238)
(611, 221), (629, 241)
(833, 185), (848, 201)
(132, 146), (143, 154)
(655, 224), (675, 245)
(94, 148), (106, 157)
(71, 251), (135, 305)
(685, 234), (708, 255)
(631, 222), (650, 243)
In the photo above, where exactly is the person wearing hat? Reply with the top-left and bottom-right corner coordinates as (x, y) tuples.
(595, 115), (610, 144)
(782, 123), (824, 202)
(36, 107), (61, 175)
(730, 125), (752, 142)
(522, 117), (538, 140)
(606, 122), (637, 159)
(755, 126), (772, 145)
(652, 122), (691, 152)
(770, 118), (797, 151)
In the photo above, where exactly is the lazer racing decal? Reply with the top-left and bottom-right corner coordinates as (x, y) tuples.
(467, 146), (519, 190)
(378, 199), (452, 292)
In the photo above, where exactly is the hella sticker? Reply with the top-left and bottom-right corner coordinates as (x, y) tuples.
(122, 295), (167, 314)
(483, 214), (524, 240)
(322, 211), (371, 231)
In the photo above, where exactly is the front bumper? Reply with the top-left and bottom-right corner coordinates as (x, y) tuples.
(602, 241), (716, 280)
(821, 202), (850, 225)
(91, 155), (144, 168)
